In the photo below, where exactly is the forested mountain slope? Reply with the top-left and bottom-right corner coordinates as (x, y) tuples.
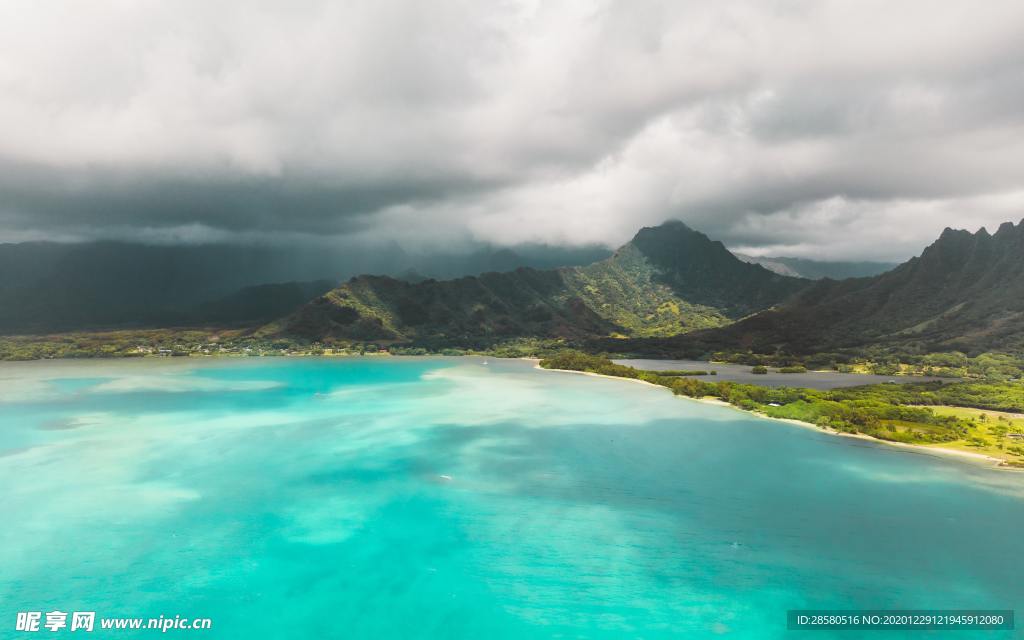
(268, 221), (808, 346)
(639, 220), (1024, 355)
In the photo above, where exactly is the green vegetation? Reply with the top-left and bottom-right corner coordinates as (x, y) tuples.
(826, 380), (1024, 414)
(777, 365), (807, 373)
(558, 243), (731, 338)
(540, 350), (1024, 467)
(751, 365), (768, 374)
(924, 406), (1024, 458)
(0, 330), (575, 362)
(540, 351), (642, 377)
(0, 329), (328, 360)
(0, 330), (231, 360)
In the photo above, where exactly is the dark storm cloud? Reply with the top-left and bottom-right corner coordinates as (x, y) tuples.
(0, 159), (501, 238)
(1, 0), (1023, 259)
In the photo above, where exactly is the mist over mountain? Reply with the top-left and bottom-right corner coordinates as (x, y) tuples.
(731, 254), (897, 280)
(0, 240), (611, 333)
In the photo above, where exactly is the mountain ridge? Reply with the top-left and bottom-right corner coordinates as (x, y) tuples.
(266, 221), (809, 346)
(625, 219), (1024, 356)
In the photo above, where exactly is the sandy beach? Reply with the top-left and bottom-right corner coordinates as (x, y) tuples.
(538, 364), (1014, 470)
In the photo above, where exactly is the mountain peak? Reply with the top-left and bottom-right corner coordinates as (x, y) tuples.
(938, 226), (967, 240)
(924, 220), (1024, 258)
(680, 218), (1024, 354)
(610, 218), (808, 319)
(653, 218), (693, 230)
(630, 219), (696, 240)
(995, 221), (1018, 236)
(934, 221), (1020, 244)
(628, 219), (731, 265)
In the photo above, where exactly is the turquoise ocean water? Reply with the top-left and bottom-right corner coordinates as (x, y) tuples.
(1, 357), (1021, 638)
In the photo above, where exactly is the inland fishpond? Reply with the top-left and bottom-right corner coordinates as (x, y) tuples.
(1, 357), (1021, 638)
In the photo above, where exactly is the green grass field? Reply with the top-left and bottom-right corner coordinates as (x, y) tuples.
(921, 406), (1024, 461)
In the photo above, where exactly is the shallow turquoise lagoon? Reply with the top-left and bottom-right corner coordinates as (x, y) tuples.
(1, 357), (1021, 638)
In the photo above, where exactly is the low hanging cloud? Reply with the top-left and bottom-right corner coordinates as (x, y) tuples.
(1, 0), (1023, 260)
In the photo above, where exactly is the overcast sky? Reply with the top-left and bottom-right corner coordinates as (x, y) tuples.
(1, 0), (1023, 260)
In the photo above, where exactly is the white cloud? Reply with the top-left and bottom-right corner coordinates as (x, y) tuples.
(0, 0), (1022, 259)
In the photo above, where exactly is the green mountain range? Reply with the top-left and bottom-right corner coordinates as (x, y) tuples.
(6, 218), (1022, 360)
(272, 219), (1024, 357)
(628, 220), (1024, 356)
(265, 221), (807, 346)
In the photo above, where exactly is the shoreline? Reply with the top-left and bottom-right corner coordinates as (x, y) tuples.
(537, 365), (1015, 471)
(4, 353), (1015, 471)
